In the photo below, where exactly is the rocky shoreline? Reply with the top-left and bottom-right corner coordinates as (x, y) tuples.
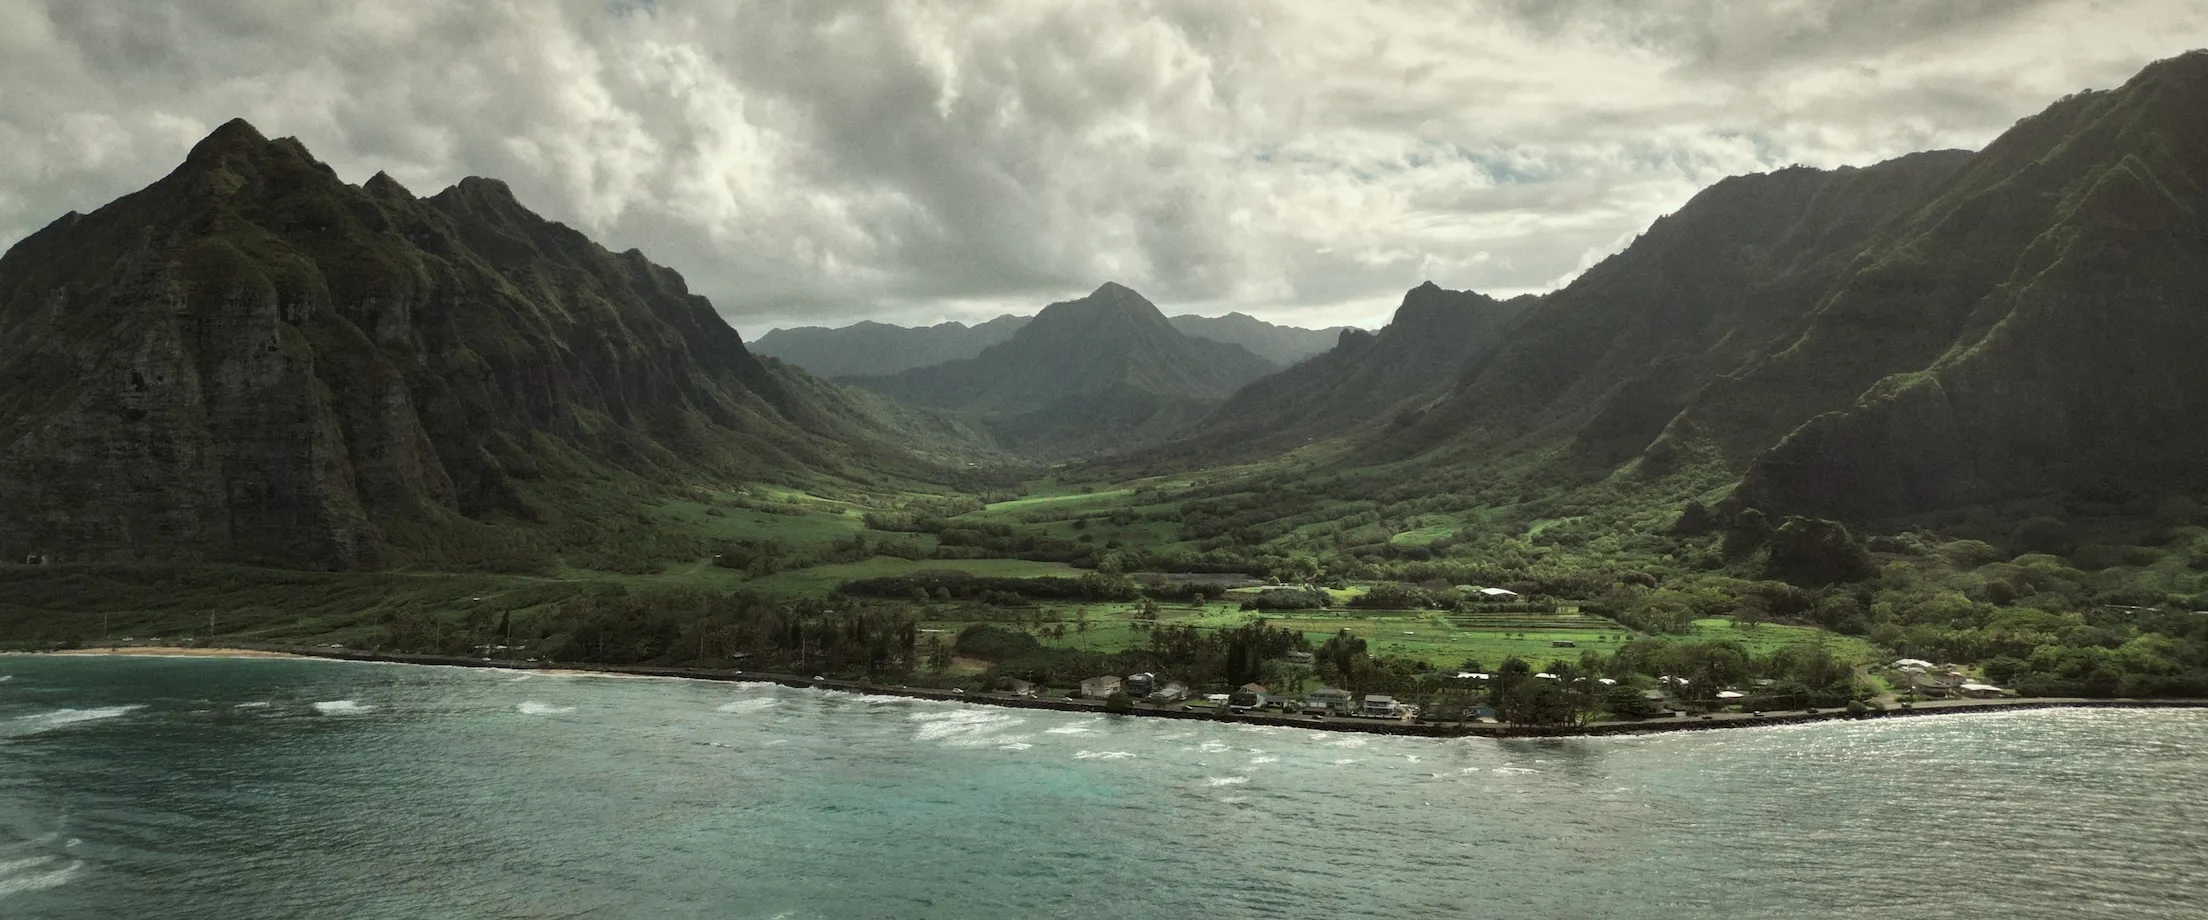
(42, 643), (2208, 738)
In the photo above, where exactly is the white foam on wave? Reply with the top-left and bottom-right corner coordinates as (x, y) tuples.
(1044, 721), (1100, 735)
(1205, 776), (1249, 787)
(0, 855), (82, 899)
(715, 698), (779, 714)
(312, 700), (371, 715)
(1329, 736), (1367, 748)
(1248, 755), (1279, 764)
(998, 741), (1034, 751)
(1330, 758), (1361, 765)
(506, 673), (532, 683)
(517, 701), (574, 715)
(16, 705), (144, 733)
(0, 675), (12, 682)
(1492, 766), (1541, 775)
(233, 701), (271, 710)
(1219, 795), (1248, 804)
(1073, 750), (1135, 760)
(908, 709), (1025, 748)
(1404, 754), (1421, 763)
(1197, 740), (1230, 754)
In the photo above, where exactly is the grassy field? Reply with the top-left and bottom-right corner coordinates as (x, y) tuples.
(746, 556), (1087, 596)
(1685, 617), (1876, 661)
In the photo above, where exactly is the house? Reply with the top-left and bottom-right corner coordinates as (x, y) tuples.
(1227, 687), (1268, 711)
(1453, 672), (1491, 682)
(1125, 673), (1157, 698)
(1148, 681), (1189, 703)
(1909, 675), (1958, 699)
(1359, 694), (1400, 717)
(1958, 682), (2009, 699)
(1304, 687), (1355, 714)
(1715, 690), (1746, 700)
(1284, 650), (1314, 665)
(1002, 678), (1038, 697)
(1080, 675), (1123, 699)
(1476, 587), (1521, 600)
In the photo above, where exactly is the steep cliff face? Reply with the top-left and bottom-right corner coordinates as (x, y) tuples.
(1157, 282), (1530, 462)
(1400, 148), (1975, 472)
(1738, 52), (2208, 519)
(1356, 50), (2208, 527)
(0, 120), (938, 569)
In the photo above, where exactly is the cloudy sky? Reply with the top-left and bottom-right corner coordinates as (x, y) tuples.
(2, 1), (2202, 334)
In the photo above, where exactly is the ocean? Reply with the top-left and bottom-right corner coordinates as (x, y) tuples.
(3, 655), (2203, 918)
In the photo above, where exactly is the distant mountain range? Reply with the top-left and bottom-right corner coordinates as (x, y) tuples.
(753, 309), (1346, 377)
(0, 120), (981, 570)
(840, 283), (1278, 458)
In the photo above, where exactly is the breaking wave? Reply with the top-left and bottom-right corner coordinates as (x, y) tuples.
(312, 700), (371, 715)
(0, 855), (82, 900)
(517, 701), (574, 715)
(716, 698), (779, 714)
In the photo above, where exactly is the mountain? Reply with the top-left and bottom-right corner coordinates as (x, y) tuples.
(1155, 283), (1531, 461)
(751, 314), (1031, 377)
(1165, 313), (1351, 365)
(843, 283), (1277, 458)
(1382, 50), (2208, 530)
(0, 120), (969, 571)
(753, 309), (1341, 378)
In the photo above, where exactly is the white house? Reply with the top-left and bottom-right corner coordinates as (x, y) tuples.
(1305, 687), (1355, 714)
(1080, 675), (1123, 699)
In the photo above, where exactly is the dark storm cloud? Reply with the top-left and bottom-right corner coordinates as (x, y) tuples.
(0, 0), (2199, 334)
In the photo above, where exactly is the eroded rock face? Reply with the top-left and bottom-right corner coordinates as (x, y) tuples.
(0, 120), (867, 569)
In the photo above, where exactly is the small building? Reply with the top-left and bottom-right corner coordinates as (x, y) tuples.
(1476, 587), (1521, 600)
(1304, 687), (1355, 714)
(1959, 682), (2009, 699)
(1715, 690), (1746, 701)
(1148, 681), (1189, 703)
(1359, 694), (1400, 717)
(1227, 688), (1268, 711)
(1910, 675), (1958, 699)
(1125, 672), (1157, 698)
(1284, 650), (1314, 665)
(1002, 678), (1038, 697)
(1080, 675), (1123, 699)
(1551, 640), (1576, 648)
(1453, 672), (1491, 682)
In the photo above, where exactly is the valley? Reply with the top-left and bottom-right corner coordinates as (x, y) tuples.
(6, 52), (2208, 727)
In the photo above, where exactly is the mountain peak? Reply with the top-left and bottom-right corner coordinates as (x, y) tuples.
(181, 118), (279, 173)
(363, 170), (414, 201)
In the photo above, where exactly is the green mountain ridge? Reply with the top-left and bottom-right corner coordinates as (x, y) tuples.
(752, 307), (1344, 379)
(1303, 50), (2208, 535)
(1150, 281), (1533, 463)
(841, 282), (1277, 459)
(0, 120), (975, 570)
(751, 314), (1033, 378)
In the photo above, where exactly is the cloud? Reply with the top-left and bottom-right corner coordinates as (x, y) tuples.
(0, 0), (2200, 336)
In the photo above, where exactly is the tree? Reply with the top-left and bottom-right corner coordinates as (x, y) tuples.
(1766, 516), (1875, 584)
(1104, 691), (1134, 714)
(926, 637), (954, 673)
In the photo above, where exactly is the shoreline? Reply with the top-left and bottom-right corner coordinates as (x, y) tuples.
(24, 643), (2208, 738)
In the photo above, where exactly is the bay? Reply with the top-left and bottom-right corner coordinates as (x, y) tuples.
(2, 656), (2203, 919)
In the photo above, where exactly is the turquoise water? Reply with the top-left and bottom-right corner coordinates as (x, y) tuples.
(2, 657), (2204, 919)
